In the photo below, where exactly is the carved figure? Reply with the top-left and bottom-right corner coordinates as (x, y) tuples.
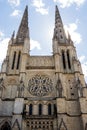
(0, 78), (5, 97)
(76, 78), (83, 97)
(56, 79), (63, 97)
(17, 79), (25, 97)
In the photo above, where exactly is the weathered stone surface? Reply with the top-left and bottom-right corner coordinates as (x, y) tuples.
(13, 98), (24, 114)
(26, 56), (54, 69)
(0, 100), (14, 116)
(66, 101), (81, 115)
(12, 115), (22, 130)
(80, 98), (87, 113)
(57, 98), (66, 113)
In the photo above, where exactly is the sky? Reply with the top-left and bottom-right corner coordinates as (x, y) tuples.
(0, 0), (87, 81)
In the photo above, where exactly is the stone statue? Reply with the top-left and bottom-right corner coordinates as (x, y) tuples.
(56, 79), (63, 97)
(0, 78), (5, 97)
(17, 78), (25, 98)
(76, 78), (83, 97)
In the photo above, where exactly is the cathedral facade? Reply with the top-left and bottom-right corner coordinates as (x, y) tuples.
(0, 5), (87, 130)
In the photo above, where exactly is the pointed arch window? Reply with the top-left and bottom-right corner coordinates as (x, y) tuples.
(85, 123), (87, 130)
(1, 122), (11, 130)
(12, 51), (16, 69)
(23, 104), (26, 115)
(16, 51), (21, 69)
(29, 104), (33, 115)
(48, 103), (52, 115)
(60, 29), (62, 32)
(62, 50), (66, 69)
(39, 104), (42, 115)
(60, 35), (63, 39)
(54, 104), (57, 116)
(67, 50), (71, 69)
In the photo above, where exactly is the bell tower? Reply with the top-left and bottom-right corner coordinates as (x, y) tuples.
(52, 5), (86, 130)
(52, 5), (83, 74)
(1, 6), (30, 75)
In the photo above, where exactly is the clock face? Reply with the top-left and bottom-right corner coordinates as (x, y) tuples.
(28, 75), (53, 96)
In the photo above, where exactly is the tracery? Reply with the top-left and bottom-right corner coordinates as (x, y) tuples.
(28, 75), (53, 96)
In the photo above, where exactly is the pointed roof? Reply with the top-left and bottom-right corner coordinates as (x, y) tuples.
(16, 6), (29, 43)
(53, 5), (67, 43)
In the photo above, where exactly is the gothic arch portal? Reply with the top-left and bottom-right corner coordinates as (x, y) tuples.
(85, 123), (87, 130)
(1, 122), (11, 130)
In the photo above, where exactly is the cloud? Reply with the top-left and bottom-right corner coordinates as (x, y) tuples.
(30, 39), (41, 50)
(79, 55), (85, 63)
(10, 10), (21, 16)
(32, 0), (45, 8)
(79, 56), (87, 82)
(64, 22), (82, 44)
(0, 31), (4, 37)
(32, 0), (49, 15)
(0, 38), (10, 65)
(0, 31), (4, 41)
(82, 62), (87, 77)
(8, 0), (20, 7)
(36, 7), (48, 15)
(53, 0), (86, 8)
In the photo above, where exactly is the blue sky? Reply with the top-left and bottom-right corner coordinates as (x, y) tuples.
(0, 0), (87, 81)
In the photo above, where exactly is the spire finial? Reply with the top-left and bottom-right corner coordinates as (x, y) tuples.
(11, 31), (15, 44)
(16, 5), (29, 43)
(53, 5), (67, 43)
(11, 31), (15, 39)
(68, 31), (71, 41)
(67, 31), (74, 44)
(55, 5), (59, 14)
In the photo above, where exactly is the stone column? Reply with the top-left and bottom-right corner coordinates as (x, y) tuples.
(26, 105), (29, 115)
(43, 104), (48, 115)
(33, 104), (38, 115)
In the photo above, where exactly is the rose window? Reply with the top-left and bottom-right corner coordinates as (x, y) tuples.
(28, 75), (53, 96)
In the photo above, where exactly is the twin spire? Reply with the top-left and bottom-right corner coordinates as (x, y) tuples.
(53, 5), (67, 43)
(16, 5), (29, 43)
(53, 6), (73, 44)
(11, 5), (72, 45)
(12, 5), (29, 44)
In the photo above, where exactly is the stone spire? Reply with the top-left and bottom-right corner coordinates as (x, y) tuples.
(16, 6), (29, 44)
(53, 5), (67, 43)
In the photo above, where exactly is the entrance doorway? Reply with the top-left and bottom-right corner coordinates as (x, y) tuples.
(1, 122), (11, 130)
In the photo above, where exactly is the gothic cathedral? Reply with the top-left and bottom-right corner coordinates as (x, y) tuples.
(0, 5), (87, 130)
